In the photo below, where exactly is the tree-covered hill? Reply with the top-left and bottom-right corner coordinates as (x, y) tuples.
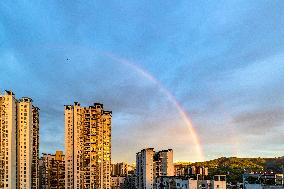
(177, 156), (284, 183)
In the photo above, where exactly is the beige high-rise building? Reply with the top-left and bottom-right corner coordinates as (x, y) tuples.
(0, 91), (17, 189)
(156, 149), (174, 176)
(39, 151), (65, 189)
(136, 148), (155, 189)
(17, 97), (33, 189)
(32, 106), (40, 189)
(112, 162), (129, 177)
(0, 91), (40, 189)
(136, 148), (174, 189)
(65, 102), (112, 189)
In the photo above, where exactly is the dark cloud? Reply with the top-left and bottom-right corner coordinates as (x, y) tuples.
(233, 107), (284, 135)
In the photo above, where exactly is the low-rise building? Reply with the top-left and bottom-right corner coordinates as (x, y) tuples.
(155, 175), (226, 189)
(123, 174), (137, 189)
(174, 164), (208, 177)
(111, 176), (125, 189)
(243, 173), (284, 189)
(39, 151), (65, 189)
(112, 162), (132, 177)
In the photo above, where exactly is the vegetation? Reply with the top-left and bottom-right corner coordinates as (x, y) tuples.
(188, 157), (284, 183)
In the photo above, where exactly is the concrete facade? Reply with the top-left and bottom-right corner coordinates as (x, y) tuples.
(32, 106), (40, 189)
(136, 148), (174, 189)
(0, 91), (39, 189)
(17, 97), (33, 189)
(155, 176), (226, 189)
(157, 150), (174, 176)
(112, 163), (130, 177)
(0, 91), (17, 189)
(111, 176), (125, 189)
(136, 148), (155, 189)
(39, 151), (65, 189)
(65, 102), (112, 189)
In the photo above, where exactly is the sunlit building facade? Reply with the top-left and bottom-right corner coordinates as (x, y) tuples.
(112, 162), (129, 177)
(136, 148), (174, 189)
(156, 149), (174, 176)
(155, 175), (226, 189)
(32, 106), (40, 189)
(39, 151), (65, 189)
(0, 91), (17, 189)
(65, 102), (112, 189)
(111, 176), (125, 189)
(136, 148), (155, 189)
(0, 91), (39, 189)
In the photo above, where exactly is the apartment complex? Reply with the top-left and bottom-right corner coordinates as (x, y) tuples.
(112, 163), (128, 177)
(155, 175), (226, 189)
(112, 162), (130, 177)
(111, 176), (125, 189)
(65, 102), (112, 189)
(175, 164), (209, 177)
(39, 151), (65, 189)
(0, 90), (39, 189)
(136, 148), (174, 189)
(123, 174), (136, 189)
(32, 106), (40, 189)
(156, 150), (174, 177)
(0, 91), (17, 189)
(111, 162), (137, 189)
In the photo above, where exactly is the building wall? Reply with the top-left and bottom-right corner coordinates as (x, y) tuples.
(174, 165), (209, 177)
(0, 91), (17, 189)
(0, 91), (39, 189)
(155, 177), (226, 189)
(64, 105), (74, 189)
(17, 98), (33, 189)
(40, 151), (65, 189)
(144, 149), (155, 189)
(73, 104), (80, 189)
(188, 179), (198, 189)
(65, 102), (112, 189)
(32, 107), (40, 189)
(212, 180), (226, 189)
(136, 148), (155, 189)
(136, 148), (175, 189)
(159, 150), (174, 176)
(123, 174), (136, 189)
(112, 163), (129, 177)
(111, 176), (125, 189)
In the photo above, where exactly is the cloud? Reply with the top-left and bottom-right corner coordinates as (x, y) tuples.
(1, 1), (284, 162)
(233, 107), (284, 135)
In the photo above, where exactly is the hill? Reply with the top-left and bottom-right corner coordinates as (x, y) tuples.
(189, 157), (284, 183)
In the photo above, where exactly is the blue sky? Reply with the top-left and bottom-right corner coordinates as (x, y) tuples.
(1, 0), (284, 163)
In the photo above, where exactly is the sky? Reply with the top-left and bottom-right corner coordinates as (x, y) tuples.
(1, 0), (284, 163)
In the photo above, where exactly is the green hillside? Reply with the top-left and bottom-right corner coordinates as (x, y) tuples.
(190, 157), (284, 183)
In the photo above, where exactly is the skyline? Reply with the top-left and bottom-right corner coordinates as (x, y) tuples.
(1, 1), (284, 163)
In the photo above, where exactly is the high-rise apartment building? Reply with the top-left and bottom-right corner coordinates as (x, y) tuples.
(0, 91), (17, 189)
(39, 151), (65, 189)
(136, 148), (155, 189)
(0, 90), (39, 189)
(136, 148), (174, 189)
(17, 97), (39, 189)
(65, 102), (112, 189)
(155, 150), (174, 177)
(111, 163), (136, 189)
(32, 106), (40, 189)
(112, 163), (129, 177)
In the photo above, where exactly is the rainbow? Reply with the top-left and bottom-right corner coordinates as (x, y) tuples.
(35, 43), (205, 161)
(104, 53), (205, 162)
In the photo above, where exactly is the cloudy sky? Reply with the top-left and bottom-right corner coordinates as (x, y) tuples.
(1, 1), (284, 163)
